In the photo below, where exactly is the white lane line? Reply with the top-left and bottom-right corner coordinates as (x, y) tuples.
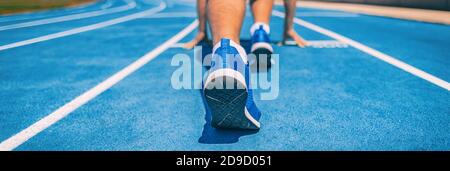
(170, 42), (187, 48)
(282, 40), (349, 48)
(0, 0), (108, 23)
(307, 40), (348, 48)
(101, 0), (114, 9)
(0, 2), (166, 52)
(296, 12), (359, 18)
(273, 10), (450, 91)
(0, 19), (199, 151)
(143, 12), (197, 18)
(0, 0), (137, 31)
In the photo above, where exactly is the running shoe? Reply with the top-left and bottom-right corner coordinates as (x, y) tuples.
(203, 38), (261, 130)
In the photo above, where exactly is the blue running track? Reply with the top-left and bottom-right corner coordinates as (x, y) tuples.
(0, 0), (449, 151)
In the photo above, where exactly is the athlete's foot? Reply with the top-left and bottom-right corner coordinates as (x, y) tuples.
(283, 29), (308, 48)
(203, 38), (261, 130)
(183, 32), (207, 49)
(250, 22), (273, 68)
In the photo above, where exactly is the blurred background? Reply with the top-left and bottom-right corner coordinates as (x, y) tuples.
(302, 0), (450, 11)
(1, 0), (449, 16)
(0, 0), (95, 15)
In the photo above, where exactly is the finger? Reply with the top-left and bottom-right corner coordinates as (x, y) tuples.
(295, 39), (307, 48)
(183, 42), (195, 50)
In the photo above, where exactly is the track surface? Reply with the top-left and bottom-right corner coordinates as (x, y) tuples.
(0, 0), (449, 150)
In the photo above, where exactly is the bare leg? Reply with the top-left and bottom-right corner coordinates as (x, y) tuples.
(283, 0), (307, 47)
(250, 0), (273, 24)
(249, 0), (274, 67)
(208, 0), (246, 44)
(183, 0), (208, 49)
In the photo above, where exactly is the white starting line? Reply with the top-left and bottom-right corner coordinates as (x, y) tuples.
(170, 40), (348, 49)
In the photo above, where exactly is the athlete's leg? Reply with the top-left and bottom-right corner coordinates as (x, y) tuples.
(283, 0), (308, 47)
(203, 0), (261, 129)
(250, 0), (273, 24)
(207, 0), (246, 44)
(183, 0), (208, 49)
(249, 0), (274, 67)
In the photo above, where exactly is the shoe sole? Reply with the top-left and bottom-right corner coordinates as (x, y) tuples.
(252, 48), (272, 69)
(251, 42), (273, 69)
(204, 75), (259, 130)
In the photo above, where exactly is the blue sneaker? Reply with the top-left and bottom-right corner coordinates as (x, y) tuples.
(250, 23), (273, 67)
(203, 38), (261, 130)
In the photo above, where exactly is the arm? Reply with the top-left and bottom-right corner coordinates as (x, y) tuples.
(283, 0), (307, 47)
(183, 0), (208, 49)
